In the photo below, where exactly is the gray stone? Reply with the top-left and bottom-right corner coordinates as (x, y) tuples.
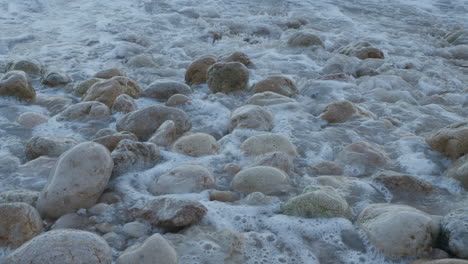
(172, 133), (219, 157)
(16, 112), (49, 128)
(25, 136), (79, 159)
(440, 207), (468, 259)
(117, 234), (178, 264)
(144, 80), (192, 100)
(240, 133), (297, 156)
(112, 94), (137, 113)
(0, 70), (35, 101)
(287, 32), (324, 48)
(0, 202), (42, 248)
(56, 101), (111, 122)
(231, 166), (290, 195)
(42, 71), (72, 87)
(252, 76), (298, 97)
(229, 105), (273, 132)
(111, 139), (159, 176)
(93, 130), (138, 152)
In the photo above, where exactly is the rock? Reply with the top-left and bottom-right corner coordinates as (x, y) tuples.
(16, 112), (49, 128)
(51, 213), (92, 230)
(73, 78), (102, 95)
(88, 203), (109, 215)
(116, 234), (178, 264)
(251, 151), (293, 173)
(0, 189), (39, 206)
(94, 68), (124, 79)
(172, 133), (219, 157)
(150, 163), (216, 195)
(240, 192), (281, 206)
(103, 232), (126, 250)
(251, 76), (298, 97)
(98, 191), (121, 204)
(358, 203), (434, 258)
(0, 70), (35, 101)
(206, 62), (249, 93)
(246, 91), (296, 106)
(25, 136), (79, 159)
(56, 101), (111, 122)
(0, 154), (20, 173)
(7, 59), (42, 76)
(42, 71), (71, 87)
(356, 59), (385, 77)
(285, 18), (308, 29)
(36, 142), (113, 219)
(219, 51), (253, 67)
(147, 120), (177, 147)
(445, 30), (468, 45)
(320, 100), (369, 123)
(92, 130), (138, 152)
(336, 141), (389, 173)
(165, 94), (190, 107)
(446, 155), (468, 189)
(223, 163), (241, 174)
(185, 55), (217, 85)
(240, 133), (297, 156)
(143, 80), (191, 99)
(95, 222), (115, 233)
(116, 105), (192, 140)
(439, 207), (468, 259)
(110, 76), (141, 98)
(287, 32), (324, 48)
(373, 170), (433, 194)
(82, 79), (125, 107)
(229, 105), (273, 132)
(1, 229), (112, 264)
(111, 139), (159, 176)
(322, 54), (360, 75)
(0, 202), (42, 248)
(310, 161), (343, 175)
(426, 121), (468, 160)
(112, 94), (137, 113)
(231, 166), (290, 195)
(138, 198), (207, 228)
(127, 54), (158, 68)
(209, 190), (240, 202)
(35, 95), (73, 115)
(122, 221), (149, 238)
(337, 41), (384, 59)
(281, 185), (350, 219)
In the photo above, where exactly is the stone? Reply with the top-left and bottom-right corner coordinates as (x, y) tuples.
(251, 151), (293, 173)
(116, 234), (178, 264)
(0, 154), (20, 174)
(111, 76), (141, 98)
(231, 166), (290, 195)
(1, 229), (112, 264)
(206, 62), (249, 93)
(147, 120), (177, 147)
(94, 68), (124, 79)
(0, 70), (35, 101)
(246, 91), (295, 106)
(143, 80), (192, 100)
(82, 79), (125, 107)
(337, 41), (384, 59)
(7, 59), (42, 76)
(16, 112), (49, 128)
(281, 185), (350, 219)
(112, 94), (137, 113)
(111, 139), (159, 176)
(426, 121), (468, 160)
(356, 59), (385, 77)
(223, 163), (241, 174)
(240, 133), (297, 156)
(322, 54), (361, 75)
(88, 203), (109, 215)
(150, 163), (216, 195)
(127, 54), (158, 68)
(102, 232), (126, 250)
(219, 51), (253, 67)
(42, 71), (72, 87)
(172, 133), (219, 157)
(336, 141), (389, 172)
(320, 100), (369, 123)
(240, 192), (281, 206)
(137, 198), (207, 228)
(166, 94), (190, 107)
(0, 190), (39, 206)
(446, 155), (468, 189)
(229, 105), (273, 132)
(51, 213), (92, 230)
(287, 32), (324, 48)
(209, 190), (240, 202)
(36, 142), (113, 219)
(252, 76), (298, 97)
(25, 136), (79, 159)
(310, 161), (343, 175)
(35, 95), (73, 115)
(373, 170), (433, 194)
(358, 203), (434, 258)
(73, 78), (102, 95)
(0, 202), (42, 248)
(116, 105), (192, 140)
(92, 130), (138, 152)
(122, 221), (149, 238)
(56, 101), (111, 122)
(439, 207), (468, 259)
(185, 55), (217, 85)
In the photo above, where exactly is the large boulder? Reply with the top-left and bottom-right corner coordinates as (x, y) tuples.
(116, 105), (192, 140)
(320, 100), (369, 123)
(1, 229), (112, 264)
(281, 185), (350, 219)
(56, 101), (111, 122)
(172, 133), (219, 157)
(117, 234), (178, 264)
(111, 139), (159, 176)
(16, 112), (49, 128)
(287, 32), (324, 48)
(206, 62), (249, 93)
(426, 121), (468, 160)
(358, 204), (435, 258)
(439, 207), (468, 259)
(25, 136), (79, 159)
(240, 133), (297, 156)
(143, 80), (191, 100)
(229, 105), (273, 132)
(36, 142), (113, 219)
(251, 76), (298, 97)
(446, 155), (468, 189)
(150, 163), (216, 195)
(231, 166), (290, 195)
(0, 70), (35, 101)
(0, 202), (42, 248)
(92, 130), (138, 152)
(246, 91), (295, 106)
(137, 198), (207, 228)
(185, 55), (217, 85)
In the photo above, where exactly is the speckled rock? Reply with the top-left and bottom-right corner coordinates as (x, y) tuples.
(25, 136), (79, 159)
(111, 139), (159, 176)
(240, 133), (297, 156)
(172, 133), (219, 157)
(252, 76), (298, 97)
(185, 55), (217, 85)
(144, 80), (192, 100)
(206, 62), (249, 93)
(0, 202), (43, 248)
(231, 166), (290, 195)
(229, 105), (273, 132)
(0, 70), (35, 101)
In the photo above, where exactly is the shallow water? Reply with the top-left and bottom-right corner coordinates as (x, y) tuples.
(1, 0), (468, 263)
